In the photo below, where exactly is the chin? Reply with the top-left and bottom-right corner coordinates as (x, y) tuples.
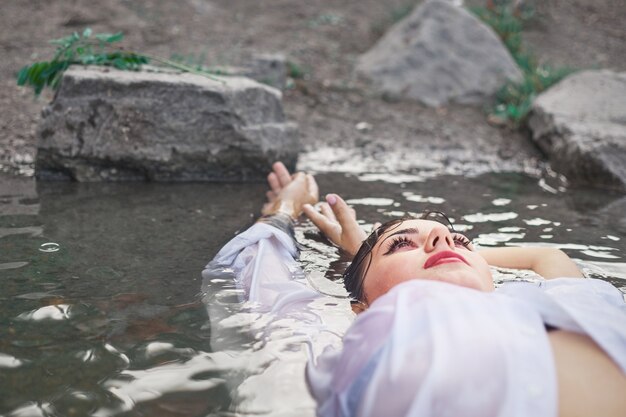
(435, 272), (492, 292)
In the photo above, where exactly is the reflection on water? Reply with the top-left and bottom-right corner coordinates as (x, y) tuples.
(1, 168), (625, 416)
(38, 242), (60, 253)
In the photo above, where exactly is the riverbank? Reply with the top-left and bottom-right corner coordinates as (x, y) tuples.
(1, 0), (624, 177)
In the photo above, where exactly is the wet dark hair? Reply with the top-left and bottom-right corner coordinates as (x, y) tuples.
(343, 211), (458, 306)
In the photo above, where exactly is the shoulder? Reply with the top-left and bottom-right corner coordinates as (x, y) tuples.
(498, 277), (625, 307)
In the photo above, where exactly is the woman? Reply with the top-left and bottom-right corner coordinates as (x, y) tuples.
(205, 162), (626, 417)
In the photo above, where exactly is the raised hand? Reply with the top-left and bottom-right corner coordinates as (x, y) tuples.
(303, 194), (368, 257)
(262, 162), (319, 219)
(264, 161), (292, 207)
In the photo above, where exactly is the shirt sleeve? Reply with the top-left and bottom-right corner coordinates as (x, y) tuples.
(203, 219), (321, 313)
(499, 277), (626, 374)
(201, 219), (345, 416)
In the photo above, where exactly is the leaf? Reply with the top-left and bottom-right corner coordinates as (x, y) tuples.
(16, 66), (29, 86)
(25, 63), (45, 94)
(112, 57), (127, 69)
(49, 32), (79, 47)
(95, 32), (124, 44)
(17, 29), (208, 95)
(79, 54), (96, 65)
(50, 72), (64, 90)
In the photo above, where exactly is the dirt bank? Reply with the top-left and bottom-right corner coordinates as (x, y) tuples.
(1, 0), (624, 176)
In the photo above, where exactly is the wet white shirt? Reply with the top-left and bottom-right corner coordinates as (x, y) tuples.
(207, 222), (626, 417)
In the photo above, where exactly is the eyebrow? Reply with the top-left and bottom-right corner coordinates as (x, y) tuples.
(386, 227), (419, 238)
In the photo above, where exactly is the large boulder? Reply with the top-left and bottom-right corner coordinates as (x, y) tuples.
(36, 66), (299, 181)
(356, 0), (522, 107)
(528, 70), (626, 191)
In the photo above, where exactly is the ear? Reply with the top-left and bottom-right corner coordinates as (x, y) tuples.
(351, 302), (368, 314)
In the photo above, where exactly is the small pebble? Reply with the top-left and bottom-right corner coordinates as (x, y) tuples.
(355, 122), (372, 132)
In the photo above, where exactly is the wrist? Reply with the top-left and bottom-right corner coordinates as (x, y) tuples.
(267, 200), (299, 219)
(257, 211), (296, 241)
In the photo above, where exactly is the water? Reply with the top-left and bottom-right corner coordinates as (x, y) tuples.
(1, 170), (625, 416)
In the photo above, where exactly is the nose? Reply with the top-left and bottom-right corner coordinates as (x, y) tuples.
(424, 226), (454, 253)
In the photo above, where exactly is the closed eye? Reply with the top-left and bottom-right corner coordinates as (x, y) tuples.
(452, 233), (472, 249)
(384, 236), (417, 255)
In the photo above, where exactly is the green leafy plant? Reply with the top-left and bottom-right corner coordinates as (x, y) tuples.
(470, 1), (533, 60)
(470, 1), (575, 125)
(17, 28), (147, 96)
(286, 60), (306, 79)
(169, 53), (232, 76)
(170, 52), (206, 71)
(492, 65), (574, 123)
(17, 28), (220, 96)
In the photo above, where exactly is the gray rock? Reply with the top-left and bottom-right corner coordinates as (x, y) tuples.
(528, 70), (626, 191)
(243, 53), (287, 90)
(206, 54), (287, 90)
(356, 0), (522, 107)
(36, 66), (299, 181)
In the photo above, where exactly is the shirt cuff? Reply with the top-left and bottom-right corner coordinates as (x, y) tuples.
(257, 212), (296, 241)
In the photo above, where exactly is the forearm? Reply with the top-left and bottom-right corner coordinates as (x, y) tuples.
(479, 247), (583, 279)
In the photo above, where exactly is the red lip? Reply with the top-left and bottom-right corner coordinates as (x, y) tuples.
(424, 251), (469, 269)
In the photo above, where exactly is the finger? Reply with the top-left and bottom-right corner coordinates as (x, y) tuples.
(319, 202), (337, 222)
(350, 207), (357, 220)
(266, 190), (277, 202)
(267, 172), (281, 194)
(303, 204), (340, 240)
(273, 161), (292, 187)
(306, 174), (319, 202)
(290, 172), (307, 189)
(327, 194), (362, 233)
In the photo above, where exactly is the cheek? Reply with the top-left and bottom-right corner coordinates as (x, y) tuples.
(469, 255), (494, 289)
(365, 256), (421, 300)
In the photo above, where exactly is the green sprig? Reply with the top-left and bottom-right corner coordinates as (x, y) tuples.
(470, 1), (576, 126)
(17, 28), (220, 97)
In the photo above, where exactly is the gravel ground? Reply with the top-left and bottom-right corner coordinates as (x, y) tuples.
(1, 0), (623, 177)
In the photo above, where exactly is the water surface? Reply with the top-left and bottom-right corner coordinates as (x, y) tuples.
(1, 170), (624, 416)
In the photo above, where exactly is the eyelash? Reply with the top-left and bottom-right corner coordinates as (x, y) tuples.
(386, 236), (415, 254)
(385, 233), (472, 254)
(453, 234), (471, 248)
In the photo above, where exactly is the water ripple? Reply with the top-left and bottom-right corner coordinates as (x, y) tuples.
(38, 242), (60, 253)
(0, 353), (24, 369)
(523, 218), (553, 226)
(403, 192), (445, 204)
(0, 261), (28, 270)
(345, 198), (394, 206)
(463, 212), (519, 223)
(16, 304), (71, 321)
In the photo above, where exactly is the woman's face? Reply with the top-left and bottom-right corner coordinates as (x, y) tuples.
(363, 219), (494, 303)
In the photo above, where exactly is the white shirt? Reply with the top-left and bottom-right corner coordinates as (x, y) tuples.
(205, 222), (626, 417)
